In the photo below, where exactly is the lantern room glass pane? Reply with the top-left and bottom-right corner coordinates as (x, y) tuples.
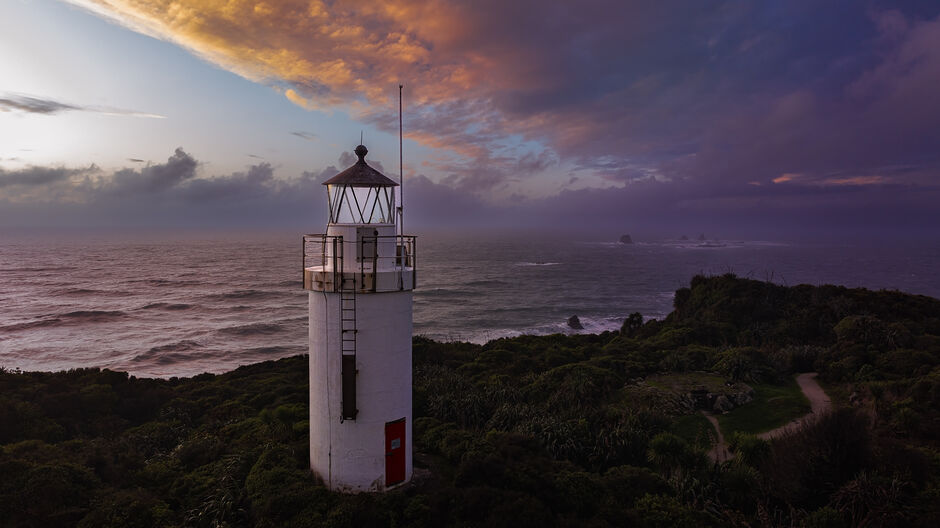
(327, 184), (395, 224)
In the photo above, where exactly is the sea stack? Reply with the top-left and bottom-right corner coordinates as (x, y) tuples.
(619, 234), (633, 244)
(302, 144), (416, 492)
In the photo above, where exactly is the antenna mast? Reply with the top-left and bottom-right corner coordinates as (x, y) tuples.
(399, 84), (404, 237)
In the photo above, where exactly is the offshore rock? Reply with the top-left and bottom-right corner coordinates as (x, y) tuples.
(619, 234), (633, 244)
(567, 315), (584, 330)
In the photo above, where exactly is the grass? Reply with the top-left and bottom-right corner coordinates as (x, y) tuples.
(670, 413), (716, 450)
(717, 376), (810, 436)
(645, 372), (729, 392)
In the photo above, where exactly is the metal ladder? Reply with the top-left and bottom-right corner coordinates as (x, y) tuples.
(339, 275), (358, 420)
(340, 276), (357, 355)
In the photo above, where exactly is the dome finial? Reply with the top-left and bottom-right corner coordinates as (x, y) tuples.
(354, 144), (368, 162)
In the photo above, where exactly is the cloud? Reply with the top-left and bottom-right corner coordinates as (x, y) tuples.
(0, 94), (79, 115)
(290, 131), (317, 141)
(0, 165), (97, 188)
(0, 148), (332, 228)
(0, 92), (164, 118)
(33, 2), (940, 238)
(61, 2), (940, 200)
(108, 148), (198, 194)
(1, 147), (938, 239)
(339, 149), (386, 174)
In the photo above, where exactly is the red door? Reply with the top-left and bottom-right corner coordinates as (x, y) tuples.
(385, 418), (406, 486)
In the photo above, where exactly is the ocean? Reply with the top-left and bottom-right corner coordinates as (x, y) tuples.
(2, 231), (939, 377)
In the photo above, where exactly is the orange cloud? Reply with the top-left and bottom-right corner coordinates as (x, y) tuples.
(66, 0), (549, 189)
(66, 1), (482, 107)
(772, 173), (800, 184)
(822, 175), (887, 186)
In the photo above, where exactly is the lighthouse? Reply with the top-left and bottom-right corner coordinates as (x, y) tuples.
(303, 144), (416, 492)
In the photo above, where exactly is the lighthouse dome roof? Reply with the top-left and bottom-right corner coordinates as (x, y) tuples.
(322, 145), (399, 187)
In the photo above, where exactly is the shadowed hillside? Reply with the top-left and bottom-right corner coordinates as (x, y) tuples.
(2, 274), (939, 527)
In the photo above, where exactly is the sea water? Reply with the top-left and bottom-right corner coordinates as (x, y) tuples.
(1, 231), (938, 377)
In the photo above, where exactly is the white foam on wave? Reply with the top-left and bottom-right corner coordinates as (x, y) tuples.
(428, 314), (629, 345)
(515, 261), (561, 267)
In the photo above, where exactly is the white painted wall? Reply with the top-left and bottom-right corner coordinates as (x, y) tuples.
(308, 288), (413, 492)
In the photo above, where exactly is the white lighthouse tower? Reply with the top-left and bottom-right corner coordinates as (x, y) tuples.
(303, 144), (415, 492)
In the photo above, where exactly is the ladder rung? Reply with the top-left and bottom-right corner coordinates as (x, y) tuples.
(339, 282), (356, 356)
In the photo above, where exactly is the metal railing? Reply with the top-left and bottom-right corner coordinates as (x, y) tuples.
(303, 234), (416, 292)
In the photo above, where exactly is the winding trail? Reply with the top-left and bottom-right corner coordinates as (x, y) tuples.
(706, 372), (831, 462)
(703, 412), (731, 463)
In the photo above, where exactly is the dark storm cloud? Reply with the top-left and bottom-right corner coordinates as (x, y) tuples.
(179, 163), (274, 202)
(108, 148), (198, 194)
(340, 1), (940, 196)
(0, 165), (97, 187)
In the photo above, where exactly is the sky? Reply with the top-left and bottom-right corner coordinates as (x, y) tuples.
(1, 0), (940, 239)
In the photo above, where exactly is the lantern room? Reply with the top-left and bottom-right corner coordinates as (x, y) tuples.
(322, 145), (398, 225)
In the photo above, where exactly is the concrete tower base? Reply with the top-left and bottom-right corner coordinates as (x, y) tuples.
(308, 290), (413, 492)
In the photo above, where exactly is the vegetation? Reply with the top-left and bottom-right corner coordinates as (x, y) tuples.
(717, 378), (810, 436)
(2, 273), (940, 526)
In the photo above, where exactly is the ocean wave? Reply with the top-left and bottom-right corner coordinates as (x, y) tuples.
(238, 345), (304, 357)
(54, 287), (131, 298)
(0, 310), (128, 333)
(678, 244), (742, 250)
(140, 302), (193, 311)
(60, 310), (128, 321)
(132, 341), (214, 365)
(416, 288), (482, 298)
(128, 278), (203, 287)
(137, 340), (204, 356)
(515, 262), (561, 267)
(426, 314), (629, 345)
(131, 341), (214, 366)
(218, 322), (284, 336)
(0, 319), (61, 332)
(244, 346), (292, 355)
(465, 279), (508, 287)
(205, 289), (281, 301)
(0, 266), (72, 272)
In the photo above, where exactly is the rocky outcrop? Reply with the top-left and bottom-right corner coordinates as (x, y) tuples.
(567, 315), (584, 330)
(619, 234), (633, 244)
(686, 382), (755, 414)
(713, 395), (735, 413)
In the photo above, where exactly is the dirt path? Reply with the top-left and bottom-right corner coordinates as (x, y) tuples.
(705, 372), (831, 461)
(757, 372), (831, 440)
(703, 411), (732, 463)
